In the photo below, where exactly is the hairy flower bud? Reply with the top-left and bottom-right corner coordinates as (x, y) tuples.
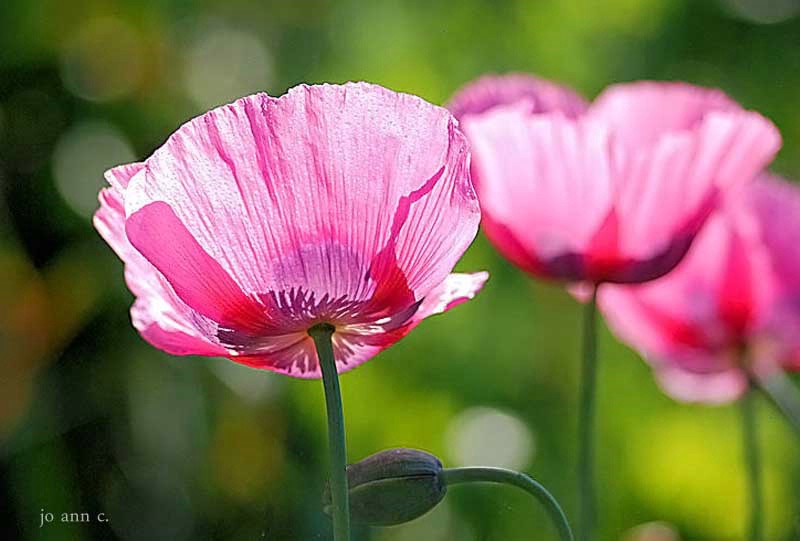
(323, 448), (447, 526)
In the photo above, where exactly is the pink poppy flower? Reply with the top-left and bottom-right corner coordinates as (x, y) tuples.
(94, 82), (487, 378)
(452, 79), (781, 284)
(600, 175), (800, 403)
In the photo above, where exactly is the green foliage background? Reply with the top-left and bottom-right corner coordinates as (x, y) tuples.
(1, 1), (799, 539)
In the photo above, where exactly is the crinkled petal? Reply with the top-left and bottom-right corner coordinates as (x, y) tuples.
(124, 83), (479, 319)
(105, 162), (144, 191)
(750, 174), (800, 289)
(335, 271), (488, 377)
(611, 109), (780, 269)
(748, 175), (800, 364)
(600, 277), (716, 368)
(447, 73), (588, 120)
(125, 201), (268, 333)
(462, 106), (614, 279)
(100, 83), (484, 377)
(233, 272), (488, 378)
(601, 209), (775, 355)
(655, 361), (748, 404)
(411, 271), (489, 321)
(93, 169), (227, 357)
(588, 81), (740, 148)
(464, 95), (779, 282)
(599, 181), (784, 403)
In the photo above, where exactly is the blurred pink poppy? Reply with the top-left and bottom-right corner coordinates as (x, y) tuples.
(94, 82), (487, 378)
(447, 73), (588, 120)
(600, 175), (800, 403)
(451, 78), (781, 284)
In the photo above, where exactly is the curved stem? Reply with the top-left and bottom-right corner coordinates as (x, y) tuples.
(442, 466), (574, 541)
(309, 323), (351, 541)
(740, 388), (763, 541)
(577, 286), (598, 541)
(753, 371), (800, 439)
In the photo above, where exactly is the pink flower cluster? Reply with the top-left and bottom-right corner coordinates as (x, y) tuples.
(95, 76), (799, 404)
(450, 73), (797, 404)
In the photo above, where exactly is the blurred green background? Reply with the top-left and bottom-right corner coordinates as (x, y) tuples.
(1, 0), (800, 539)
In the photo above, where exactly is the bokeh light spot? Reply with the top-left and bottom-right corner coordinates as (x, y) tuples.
(719, 0), (800, 23)
(60, 17), (145, 102)
(623, 521), (680, 541)
(211, 360), (282, 404)
(182, 23), (273, 110)
(446, 407), (534, 470)
(52, 121), (135, 218)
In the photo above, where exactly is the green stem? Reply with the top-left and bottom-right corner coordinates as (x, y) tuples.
(753, 371), (800, 439)
(309, 323), (351, 541)
(441, 467), (574, 541)
(740, 388), (763, 541)
(577, 286), (598, 541)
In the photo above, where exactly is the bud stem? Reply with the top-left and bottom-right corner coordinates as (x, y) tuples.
(309, 323), (351, 541)
(577, 285), (598, 541)
(441, 467), (573, 541)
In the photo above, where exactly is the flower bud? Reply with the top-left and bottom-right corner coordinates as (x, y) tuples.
(323, 448), (447, 526)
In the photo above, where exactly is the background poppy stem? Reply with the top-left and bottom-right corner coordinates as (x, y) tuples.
(577, 286), (598, 541)
(741, 387), (763, 541)
(753, 371), (800, 439)
(310, 323), (351, 541)
(441, 467), (574, 541)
